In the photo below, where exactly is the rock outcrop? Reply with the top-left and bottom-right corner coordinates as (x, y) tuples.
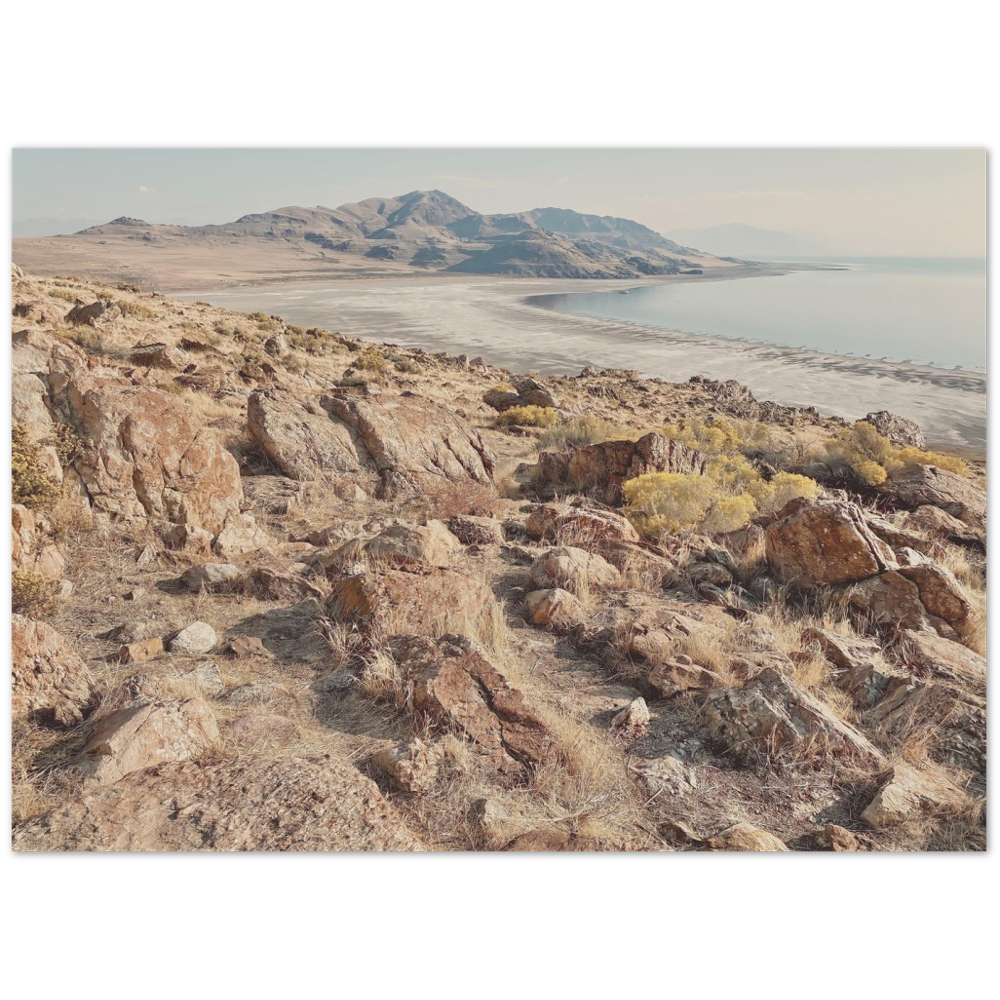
(13, 756), (423, 851)
(864, 410), (925, 448)
(704, 668), (883, 764)
(534, 432), (707, 504)
(878, 465), (986, 532)
(249, 389), (495, 489)
(765, 499), (896, 587)
(528, 546), (621, 594)
(12, 615), (96, 727)
(61, 373), (242, 533)
(81, 699), (220, 784)
(391, 634), (554, 776)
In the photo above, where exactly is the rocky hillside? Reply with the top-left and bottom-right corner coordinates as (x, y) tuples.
(20, 190), (735, 283)
(11, 266), (986, 851)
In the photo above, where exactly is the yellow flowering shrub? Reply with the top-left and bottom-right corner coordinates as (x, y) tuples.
(493, 405), (559, 429)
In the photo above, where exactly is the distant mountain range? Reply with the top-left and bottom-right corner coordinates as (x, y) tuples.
(666, 222), (828, 259)
(68, 190), (739, 279)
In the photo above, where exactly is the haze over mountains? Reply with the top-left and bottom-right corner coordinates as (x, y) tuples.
(667, 222), (828, 260)
(65, 190), (737, 280)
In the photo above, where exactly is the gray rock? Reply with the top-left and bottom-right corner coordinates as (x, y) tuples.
(169, 622), (218, 655)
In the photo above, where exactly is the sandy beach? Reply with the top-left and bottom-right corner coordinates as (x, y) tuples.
(175, 274), (987, 453)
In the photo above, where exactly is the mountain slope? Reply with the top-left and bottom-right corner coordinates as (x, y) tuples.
(42, 190), (742, 281)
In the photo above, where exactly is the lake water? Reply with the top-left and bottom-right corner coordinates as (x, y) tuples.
(530, 258), (987, 371)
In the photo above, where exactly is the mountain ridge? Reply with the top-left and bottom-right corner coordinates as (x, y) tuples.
(71, 189), (741, 279)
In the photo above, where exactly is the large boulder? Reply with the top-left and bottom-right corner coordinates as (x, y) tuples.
(765, 500), (896, 587)
(525, 501), (640, 546)
(60, 373), (242, 533)
(328, 521), (459, 571)
(863, 411), (925, 448)
(12, 615), (96, 727)
(248, 389), (495, 488)
(390, 634), (554, 776)
(247, 388), (371, 480)
(703, 822), (789, 852)
(528, 546), (621, 594)
(849, 562), (970, 633)
(484, 377), (557, 412)
(327, 568), (495, 638)
(81, 699), (220, 784)
(889, 630), (985, 699)
(13, 756), (422, 851)
(12, 505), (65, 580)
(860, 763), (967, 829)
(877, 465), (986, 532)
(703, 668), (884, 764)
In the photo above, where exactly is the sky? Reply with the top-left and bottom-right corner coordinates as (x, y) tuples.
(11, 148), (987, 255)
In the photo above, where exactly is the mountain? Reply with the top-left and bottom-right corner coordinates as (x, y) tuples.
(666, 222), (827, 259)
(63, 190), (737, 280)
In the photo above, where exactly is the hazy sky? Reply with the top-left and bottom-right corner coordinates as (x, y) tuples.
(12, 148), (986, 255)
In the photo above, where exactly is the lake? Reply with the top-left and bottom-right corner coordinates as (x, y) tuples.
(529, 257), (987, 372)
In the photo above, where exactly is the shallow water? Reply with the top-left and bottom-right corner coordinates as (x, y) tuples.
(530, 258), (987, 371)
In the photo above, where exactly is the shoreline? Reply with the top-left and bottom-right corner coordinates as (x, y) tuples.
(173, 273), (986, 455)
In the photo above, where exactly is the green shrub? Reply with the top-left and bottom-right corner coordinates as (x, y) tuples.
(493, 405), (559, 429)
(12, 425), (60, 510)
(822, 422), (967, 486)
(537, 415), (634, 451)
(12, 572), (59, 618)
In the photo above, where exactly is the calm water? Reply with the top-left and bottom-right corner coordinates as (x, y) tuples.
(530, 258), (987, 371)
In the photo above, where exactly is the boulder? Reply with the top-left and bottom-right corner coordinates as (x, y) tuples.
(877, 465), (986, 532)
(765, 500), (896, 587)
(334, 521), (459, 570)
(703, 668), (884, 764)
(226, 636), (269, 659)
(12, 505), (65, 581)
(648, 659), (725, 698)
(524, 588), (586, 629)
(528, 546), (621, 594)
(119, 637), (165, 664)
(703, 822), (789, 852)
(130, 343), (187, 370)
(860, 763), (968, 829)
(564, 432), (708, 505)
(180, 562), (242, 592)
(446, 515), (505, 547)
(374, 738), (443, 793)
(327, 568), (494, 638)
(246, 388), (371, 480)
(611, 697), (651, 732)
(169, 622), (217, 655)
(248, 389), (495, 488)
(65, 299), (113, 327)
(804, 627), (903, 707)
(819, 825), (860, 851)
(212, 512), (269, 558)
(60, 373), (242, 533)
(889, 630), (985, 699)
(12, 615), (96, 727)
(13, 756), (422, 851)
(243, 568), (325, 603)
(903, 505), (985, 551)
(484, 377), (556, 412)
(849, 563), (970, 633)
(391, 634), (554, 776)
(863, 411), (925, 448)
(81, 698), (219, 784)
(163, 523), (214, 554)
(525, 501), (640, 546)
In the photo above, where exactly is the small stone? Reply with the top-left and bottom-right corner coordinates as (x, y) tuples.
(119, 637), (165, 664)
(180, 562), (242, 592)
(163, 523), (214, 554)
(123, 588), (145, 601)
(226, 635), (267, 659)
(169, 622), (217, 655)
(704, 822), (789, 852)
(374, 739), (442, 793)
(611, 697), (651, 731)
(820, 824), (860, 851)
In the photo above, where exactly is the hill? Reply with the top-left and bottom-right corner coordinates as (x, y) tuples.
(10, 266), (987, 852)
(15, 190), (741, 287)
